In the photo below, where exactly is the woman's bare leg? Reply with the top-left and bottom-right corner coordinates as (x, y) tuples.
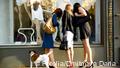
(82, 38), (93, 64)
(49, 49), (57, 68)
(83, 42), (88, 62)
(67, 49), (71, 62)
(70, 47), (74, 62)
(45, 48), (57, 68)
(67, 47), (74, 67)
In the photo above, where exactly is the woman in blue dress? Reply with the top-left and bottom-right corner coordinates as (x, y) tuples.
(42, 8), (62, 68)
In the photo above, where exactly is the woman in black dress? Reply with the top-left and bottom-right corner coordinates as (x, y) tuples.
(73, 3), (93, 68)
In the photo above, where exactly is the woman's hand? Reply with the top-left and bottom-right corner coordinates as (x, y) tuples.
(78, 7), (87, 16)
(74, 12), (79, 16)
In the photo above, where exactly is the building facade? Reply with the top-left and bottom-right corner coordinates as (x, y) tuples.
(0, 0), (120, 67)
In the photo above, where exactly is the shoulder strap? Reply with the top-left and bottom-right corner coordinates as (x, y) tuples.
(65, 12), (73, 31)
(65, 12), (67, 30)
(69, 15), (73, 31)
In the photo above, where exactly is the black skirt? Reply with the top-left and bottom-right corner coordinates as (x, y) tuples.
(79, 22), (91, 40)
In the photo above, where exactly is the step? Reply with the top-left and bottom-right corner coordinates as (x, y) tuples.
(26, 66), (119, 68)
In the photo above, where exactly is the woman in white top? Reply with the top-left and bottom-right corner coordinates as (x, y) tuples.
(29, 0), (44, 44)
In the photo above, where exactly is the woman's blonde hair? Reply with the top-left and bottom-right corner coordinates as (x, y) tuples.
(65, 4), (72, 10)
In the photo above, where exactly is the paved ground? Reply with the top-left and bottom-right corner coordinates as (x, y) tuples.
(26, 66), (119, 68)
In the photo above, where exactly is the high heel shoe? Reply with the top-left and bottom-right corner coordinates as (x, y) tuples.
(49, 65), (57, 68)
(86, 63), (94, 68)
(67, 61), (74, 68)
(79, 62), (87, 68)
(67, 64), (74, 68)
(49, 62), (57, 68)
(49, 66), (55, 68)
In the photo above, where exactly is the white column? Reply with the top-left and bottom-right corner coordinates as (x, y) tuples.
(0, 0), (14, 44)
(95, 0), (101, 43)
(9, 0), (14, 44)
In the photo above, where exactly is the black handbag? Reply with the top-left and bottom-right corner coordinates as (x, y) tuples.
(59, 36), (68, 50)
(59, 11), (68, 50)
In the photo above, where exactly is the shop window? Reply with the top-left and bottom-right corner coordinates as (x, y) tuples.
(13, 0), (102, 45)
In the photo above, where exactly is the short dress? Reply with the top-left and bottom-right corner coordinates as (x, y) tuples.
(79, 22), (91, 40)
(42, 14), (59, 48)
(73, 11), (91, 40)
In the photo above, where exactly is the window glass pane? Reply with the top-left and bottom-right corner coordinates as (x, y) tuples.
(13, 0), (101, 45)
(54, 0), (101, 44)
(0, 0), (14, 45)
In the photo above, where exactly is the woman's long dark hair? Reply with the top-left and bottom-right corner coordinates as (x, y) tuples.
(53, 8), (62, 18)
(73, 3), (81, 13)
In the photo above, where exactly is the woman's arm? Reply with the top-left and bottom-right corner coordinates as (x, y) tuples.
(62, 11), (67, 35)
(52, 14), (59, 27)
(74, 7), (87, 17)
